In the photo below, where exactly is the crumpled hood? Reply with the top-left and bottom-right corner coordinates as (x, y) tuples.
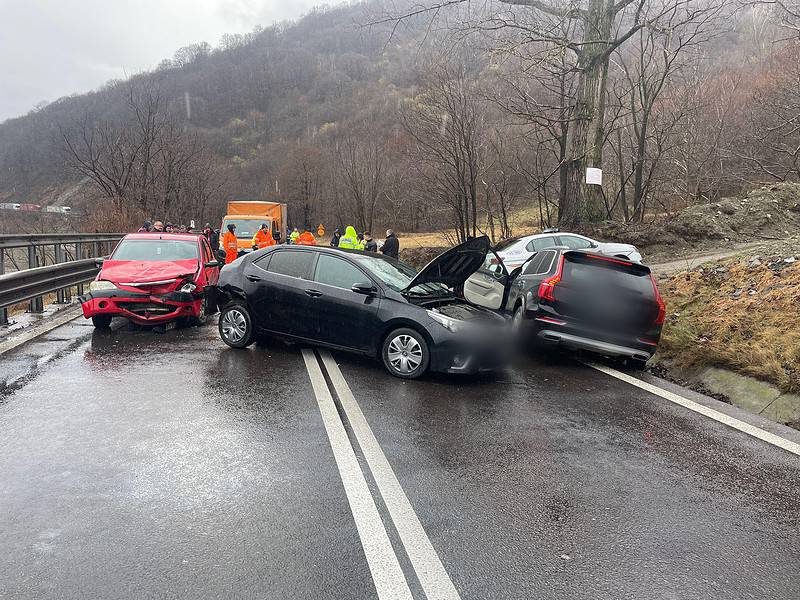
(99, 259), (198, 284)
(403, 236), (491, 291)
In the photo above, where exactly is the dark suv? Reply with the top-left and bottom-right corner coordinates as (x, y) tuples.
(463, 247), (665, 368)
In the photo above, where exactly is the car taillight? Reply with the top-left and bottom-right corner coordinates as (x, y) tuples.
(538, 256), (565, 302)
(650, 273), (666, 325)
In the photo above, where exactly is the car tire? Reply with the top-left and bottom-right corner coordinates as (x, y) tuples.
(511, 304), (529, 339)
(381, 328), (429, 379)
(218, 303), (255, 349)
(92, 314), (112, 329)
(191, 293), (208, 326)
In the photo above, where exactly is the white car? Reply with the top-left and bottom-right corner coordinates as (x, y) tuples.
(495, 230), (642, 271)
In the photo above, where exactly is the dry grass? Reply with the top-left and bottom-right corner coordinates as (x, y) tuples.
(659, 259), (800, 393)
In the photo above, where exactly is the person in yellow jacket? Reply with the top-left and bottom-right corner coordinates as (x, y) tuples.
(222, 223), (239, 264)
(289, 228), (300, 244)
(337, 225), (362, 250)
(252, 223), (276, 250)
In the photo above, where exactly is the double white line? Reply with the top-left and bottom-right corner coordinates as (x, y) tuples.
(302, 349), (461, 600)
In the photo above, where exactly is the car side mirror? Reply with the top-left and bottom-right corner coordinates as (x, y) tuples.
(351, 282), (377, 296)
(94, 258), (104, 268)
(205, 261), (221, 268)
(216, 249), (226, 262)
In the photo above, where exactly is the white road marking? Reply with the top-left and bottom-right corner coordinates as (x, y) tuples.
(300, 349), (413, 600)
(588, 362), (800, 457)
(0, 306), (82, 356)
(320, 350), (462, 600)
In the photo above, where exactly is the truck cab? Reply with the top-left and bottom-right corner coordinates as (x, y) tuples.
(220, 200), (288, 254)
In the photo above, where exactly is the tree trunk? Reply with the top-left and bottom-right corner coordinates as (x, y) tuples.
(562, 0), (614, 226)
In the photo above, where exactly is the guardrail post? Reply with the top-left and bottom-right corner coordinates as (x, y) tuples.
(27, 245), (44, 313)
(0, 249), (7, 325)
(55, 243), (66, 304)
(76, 242), (84, 295)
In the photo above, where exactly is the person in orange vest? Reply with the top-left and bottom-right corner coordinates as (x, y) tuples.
(295, 230), (316, 246)
(251, 223), (276, 250)
(222, 223), (239, 264)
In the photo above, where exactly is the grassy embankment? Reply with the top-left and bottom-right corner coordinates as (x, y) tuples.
(658, 254), (800, 393)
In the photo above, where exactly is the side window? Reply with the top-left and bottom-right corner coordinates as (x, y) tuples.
(266, 250), (314, 279)
(522, 253), (544, 275)
(557, 235), (592, 250)
(314, 254), (370, 289)
(201, 240), (211, 263)
(538, 251), (557, 274)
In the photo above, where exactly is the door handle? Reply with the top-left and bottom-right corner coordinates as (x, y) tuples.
(245, 274), (262, 282)
(305, 289), (323, 297)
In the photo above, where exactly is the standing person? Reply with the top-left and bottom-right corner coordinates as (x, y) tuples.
(295, 230), (316, 246)
(381, 229), (399, 259)
(363, 232), (378, 252)
(152, 221), (164, 232)
(289, 228), (300, 244)
(137, 221), (152, 233)
(330, 228), (341, 248)
(252, 223), (276, 250)
(222, 223), (239, 264)
(337, 226), (361, 250)
(165, 222), (174, 233)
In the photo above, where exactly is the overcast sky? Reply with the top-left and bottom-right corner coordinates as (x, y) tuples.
(0, 0), (321, 123)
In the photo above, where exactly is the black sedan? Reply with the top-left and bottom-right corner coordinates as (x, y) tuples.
(212, 237), (509, 378)
(461, 246), (666, 368)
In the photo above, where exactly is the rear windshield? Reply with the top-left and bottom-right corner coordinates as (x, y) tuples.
(112, 239), (198, 261)
(563, 254), (653, 296)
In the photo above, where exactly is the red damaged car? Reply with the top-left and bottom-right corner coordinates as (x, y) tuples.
(80, 233), (221, 329)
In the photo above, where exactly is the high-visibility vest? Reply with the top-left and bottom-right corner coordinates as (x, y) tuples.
(222, 231), (238, 264)
(252, 229), (275, 249)
(338, 235), (361, 250)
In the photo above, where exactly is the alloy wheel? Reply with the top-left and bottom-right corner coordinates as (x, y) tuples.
(387, 334), (423, 374)
(221, 308), (247, 343)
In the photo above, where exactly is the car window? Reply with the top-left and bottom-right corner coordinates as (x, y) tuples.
(266, 250), (314, 279)
(538, 250), (557, 274)
(556, 235), (593, 250)
(494, 237), (522, 253)
(314, 254), (370, 289)
(112, 239), (198, 261)
(522, 253), (544, 275)
(525, 236), (558, 252)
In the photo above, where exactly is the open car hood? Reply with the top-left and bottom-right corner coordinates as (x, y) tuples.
(403, 236), (491, 292)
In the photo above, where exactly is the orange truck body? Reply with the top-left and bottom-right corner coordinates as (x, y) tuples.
(220, 200), (288, 254)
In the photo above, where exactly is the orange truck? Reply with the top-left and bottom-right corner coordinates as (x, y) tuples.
(220, 200), (288, 255)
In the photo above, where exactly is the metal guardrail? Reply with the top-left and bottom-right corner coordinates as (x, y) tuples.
(0, 233), (122, 250)
(0, 259), (100, 310)
(0, 232), (123, 324)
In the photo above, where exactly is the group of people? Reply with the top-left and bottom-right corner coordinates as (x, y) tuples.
(137, 218), (400, 265)
(330, 226), (399, 259)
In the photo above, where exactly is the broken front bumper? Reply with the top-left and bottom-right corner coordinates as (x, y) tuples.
(79, 289), (201, 325)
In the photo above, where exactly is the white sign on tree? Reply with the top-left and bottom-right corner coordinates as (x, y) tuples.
(585, 168), (603, 186)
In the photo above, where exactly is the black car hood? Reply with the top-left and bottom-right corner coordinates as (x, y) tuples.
(403, 236), (491, 291)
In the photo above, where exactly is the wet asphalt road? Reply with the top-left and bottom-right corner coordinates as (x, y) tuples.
(0, 316), (798, 599)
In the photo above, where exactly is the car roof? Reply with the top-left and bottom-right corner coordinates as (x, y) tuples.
(123, 233), (201, 242)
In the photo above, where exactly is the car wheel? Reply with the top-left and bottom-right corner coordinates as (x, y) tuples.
(218, 303), (255, 348)
(511, 304), (528, 338)
(191, 293), (208, 326)
(382, 328), (429, 379)
(92, 314), (112, 329)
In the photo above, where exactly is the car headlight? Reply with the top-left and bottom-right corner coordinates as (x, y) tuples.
(89, 280), (117, 291)
(427, 309), (462, 333)
(180, 282), (197, 294)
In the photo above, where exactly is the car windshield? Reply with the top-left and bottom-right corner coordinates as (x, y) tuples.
(112, 239), (199, 261)
(348, 253), (451, 296)
(494, 237), (521, 252)
(224, 219), (268, 239)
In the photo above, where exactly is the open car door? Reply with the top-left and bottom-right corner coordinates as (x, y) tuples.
(463, 250), (512, 310)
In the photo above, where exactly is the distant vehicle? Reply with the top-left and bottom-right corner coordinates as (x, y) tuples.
(80, 233), (222, 329)
(0, 203), (21, 210)
(220, 200), (288, 255)
(213, 237), (509, 379)
(464, 246), (665, 369)
(44, 206), (71, 214)
(494, 230), (642, 271)
(62, 206), (72, 214)
(19, 203), (41, 212)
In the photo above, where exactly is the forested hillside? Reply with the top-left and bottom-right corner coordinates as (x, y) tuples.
(2, 0), (800, 240)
